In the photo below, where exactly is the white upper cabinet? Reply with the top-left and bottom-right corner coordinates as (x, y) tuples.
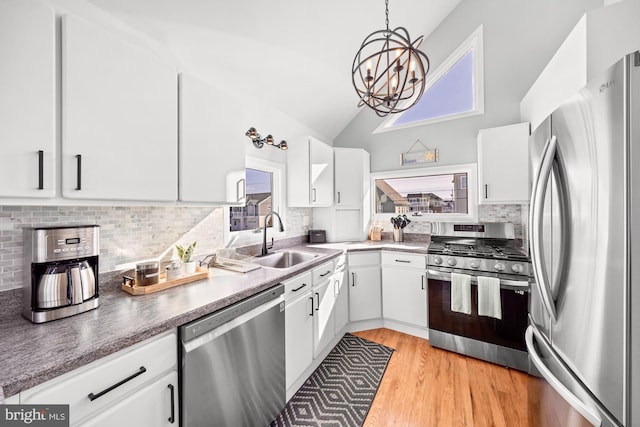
(61, 15), (177, 201)
(178, 74), (245, 204)
(0, 0), (56, 198)
(477, 122), (530, 204)
(334, 148), (370, 206)
(287, 137), (334, 207)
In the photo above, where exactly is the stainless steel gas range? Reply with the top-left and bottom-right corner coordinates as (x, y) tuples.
(426, 223), (533, 371)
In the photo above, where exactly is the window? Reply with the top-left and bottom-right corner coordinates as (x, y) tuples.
(374, 25), (484, 133)
(371, 163), (478, 221)
(229, 168), (273, 232)
(224, 157), (285, 246)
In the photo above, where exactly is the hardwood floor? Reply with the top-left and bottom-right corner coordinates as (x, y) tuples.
(352, 328), (529, 427)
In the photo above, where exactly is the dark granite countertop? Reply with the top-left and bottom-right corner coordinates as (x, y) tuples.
(0, 240), (428, 400)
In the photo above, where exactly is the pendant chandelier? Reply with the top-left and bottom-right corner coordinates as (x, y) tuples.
(352, 0), (430, 117)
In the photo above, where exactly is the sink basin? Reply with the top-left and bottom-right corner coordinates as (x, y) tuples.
(253, 251), (319, 269)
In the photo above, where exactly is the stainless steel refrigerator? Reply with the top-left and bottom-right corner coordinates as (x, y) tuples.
(526, 52), (640, 427)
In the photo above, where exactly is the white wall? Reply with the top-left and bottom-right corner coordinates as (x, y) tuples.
(333, 0), (603, 172)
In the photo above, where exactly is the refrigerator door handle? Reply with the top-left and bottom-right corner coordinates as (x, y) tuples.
(529, 135), (558, 322)
(525, 326), (602, 427)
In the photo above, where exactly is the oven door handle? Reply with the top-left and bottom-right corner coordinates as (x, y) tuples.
(427, 269), (530, 289)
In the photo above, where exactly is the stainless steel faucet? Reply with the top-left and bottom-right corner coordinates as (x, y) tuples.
(261, 212), (284, 256)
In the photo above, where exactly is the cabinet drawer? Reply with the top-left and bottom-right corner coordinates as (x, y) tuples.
(348, 251), (380, 267)
(283, 271), (313, 301)
(21, 330), (177, 425)
(312, 260), (335, 284)
(381, 251), (426, 269)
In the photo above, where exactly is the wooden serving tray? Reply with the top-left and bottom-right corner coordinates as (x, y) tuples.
(121, 267), (210, 296)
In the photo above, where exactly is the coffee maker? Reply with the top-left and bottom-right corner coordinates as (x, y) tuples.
(23, 225), (100, 323)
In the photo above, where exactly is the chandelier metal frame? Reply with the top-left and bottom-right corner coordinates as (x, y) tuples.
(352, 0), (430, 117)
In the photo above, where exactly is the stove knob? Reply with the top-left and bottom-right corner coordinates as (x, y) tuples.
(433, 256), (443, 265)
(494, 262), (506, 272)
(447, 258), (457, 267)
(512, 264), (523, 274)
(469, 260), (481, 269)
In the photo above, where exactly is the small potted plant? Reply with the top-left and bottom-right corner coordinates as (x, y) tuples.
(176, 241), (197, 274)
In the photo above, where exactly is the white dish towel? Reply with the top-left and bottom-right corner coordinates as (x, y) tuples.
(450, 272), (471, 315)
(477, 276), (502, 319)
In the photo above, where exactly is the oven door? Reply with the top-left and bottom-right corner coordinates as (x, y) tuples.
(427, 268), (529, 351)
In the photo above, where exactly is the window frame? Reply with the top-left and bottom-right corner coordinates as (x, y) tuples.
(223, 156), (286, 247)
(370, 163), (478, 223)
(373, 25), (484, 134)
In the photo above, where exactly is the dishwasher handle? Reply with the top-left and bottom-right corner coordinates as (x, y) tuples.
(182, 291), (283, 354)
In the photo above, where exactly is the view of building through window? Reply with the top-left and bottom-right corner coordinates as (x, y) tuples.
(230, 168), (273, 231)
(375, 173), (468, 215)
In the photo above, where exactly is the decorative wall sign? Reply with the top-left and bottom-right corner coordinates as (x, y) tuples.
(401, 139), (439, 166)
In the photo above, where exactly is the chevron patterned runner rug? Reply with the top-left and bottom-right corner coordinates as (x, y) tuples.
(271, 333), (394, 427)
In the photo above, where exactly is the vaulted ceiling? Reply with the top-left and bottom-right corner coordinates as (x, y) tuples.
(87, 0), (462, 141)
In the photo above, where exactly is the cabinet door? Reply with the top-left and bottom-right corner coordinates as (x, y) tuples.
(285, 293), (314, 390)
(80, 371), (178, 427)
(61, 15), (177, 201)
(313, 279), (335, 357)
(334, 148), (363, 206)
(309, 137), (334, 206)
(348, 266), (381, 322)
(334, 268), (349, 333)
(478, 122), (530, 204)
(382, 267), (427, 327)
(179, 74), (245, 204)
(0, 0), (55, 198)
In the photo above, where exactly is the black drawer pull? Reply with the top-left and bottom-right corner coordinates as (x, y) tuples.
(75, 154), (82, 191)
(37, 150), (44, 190)
(319, 270), (332, 277)
(292, 283), (307, 292)
(395, 259), (411, 263)
(87, 366), (146, 401)
(168, 384), (175, 423)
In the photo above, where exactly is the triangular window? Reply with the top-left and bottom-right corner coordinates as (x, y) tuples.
(375, 25), (484, 133)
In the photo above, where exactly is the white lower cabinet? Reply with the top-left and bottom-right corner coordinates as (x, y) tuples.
(284, 272), (314, 390)
(381, 251), (428, 328)
(313, 276), (335, 358)
(20, 330), (178, 426)
(333, 263), (349, 333)
(348, 252), (382, 322)
(80, 371), (178, 427)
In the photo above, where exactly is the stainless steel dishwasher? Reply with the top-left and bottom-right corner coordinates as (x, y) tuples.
(180, 284), (285, 427)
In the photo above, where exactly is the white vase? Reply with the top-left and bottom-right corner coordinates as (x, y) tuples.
(184, 261), (197, 275)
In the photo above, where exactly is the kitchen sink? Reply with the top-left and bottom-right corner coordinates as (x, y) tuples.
(253, 251), (319, 269)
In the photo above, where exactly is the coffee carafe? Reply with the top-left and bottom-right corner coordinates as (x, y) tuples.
(23, 225), (100, 323)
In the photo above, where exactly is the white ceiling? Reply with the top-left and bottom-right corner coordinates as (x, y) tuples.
(87, 0), (461, 141)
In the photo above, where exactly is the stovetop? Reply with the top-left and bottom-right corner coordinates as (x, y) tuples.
(427, 240), (529, 262)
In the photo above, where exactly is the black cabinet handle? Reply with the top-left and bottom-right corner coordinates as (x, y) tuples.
(88, 366), (146, 401)
(75, 154), (82, 191)
(351, 272), (356, 287)
(421, 275), (425, 290)
(292, 283), (307, 292)
(167, 384), (175, 424)
(315, 292), (320, 311)
(37, 150), (44, 190)
(395, 259), (411, 263)
(312, 188), (317, 202)
(319, 270), (331, 277)
(309, 296), (314, 316)
(484, 184), (488, 199)
(337, 191), (341, 204)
